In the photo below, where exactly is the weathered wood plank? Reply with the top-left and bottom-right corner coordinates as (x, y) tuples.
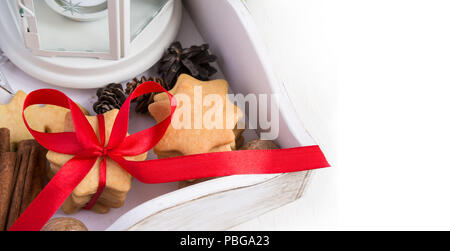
(122, 171), (309, 231)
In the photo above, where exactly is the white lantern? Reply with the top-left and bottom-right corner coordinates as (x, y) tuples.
(0, 0), (182, 88)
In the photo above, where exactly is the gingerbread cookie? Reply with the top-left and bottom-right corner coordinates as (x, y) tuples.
(0, 91), (89, 151)
(46, 109), (147, 214)
(149, 74), (243, 157)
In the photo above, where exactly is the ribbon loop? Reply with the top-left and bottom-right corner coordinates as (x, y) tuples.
(108, 82), (176, 155)
(22, 90), (88, 155)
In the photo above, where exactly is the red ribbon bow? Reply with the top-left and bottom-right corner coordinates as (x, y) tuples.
(9, 81), (330, 231)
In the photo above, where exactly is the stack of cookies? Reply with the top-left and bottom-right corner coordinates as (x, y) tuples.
(148, 74), (244, 159)
(47, 110), (148, 214)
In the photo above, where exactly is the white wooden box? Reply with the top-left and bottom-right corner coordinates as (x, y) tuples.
(0, 0), (319, 231)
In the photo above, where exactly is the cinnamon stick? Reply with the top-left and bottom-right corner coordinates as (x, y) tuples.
(0, 128), (10, 153)
(0, 152), (17, 231)
(31, 144), (48, 200)
(6, 140), (33, 230)
(5, 140), (47, 230)
(20, 142), (41, 215)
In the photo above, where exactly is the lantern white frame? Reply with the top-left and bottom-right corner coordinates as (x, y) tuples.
(17, 0), (121, 60)
(16, 0), (175, 60)
(0, 0), (182, 88)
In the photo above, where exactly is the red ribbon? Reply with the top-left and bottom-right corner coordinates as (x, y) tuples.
(83, 113), (106, 210)
(8, 81), (330, 231)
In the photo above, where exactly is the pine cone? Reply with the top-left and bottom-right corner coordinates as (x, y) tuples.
(158, 42), (218, 88)
(93, 83), (127, 114)
(126, 76), (168, 114)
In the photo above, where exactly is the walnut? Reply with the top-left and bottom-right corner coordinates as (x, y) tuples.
(240, 140), (279, 150)
(41, 217), (88, 231)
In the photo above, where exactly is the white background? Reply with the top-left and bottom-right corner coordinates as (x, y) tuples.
(233, 0), (450, 230)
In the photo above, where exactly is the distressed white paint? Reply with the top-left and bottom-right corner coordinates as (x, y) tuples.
(116, 172), (310, 231)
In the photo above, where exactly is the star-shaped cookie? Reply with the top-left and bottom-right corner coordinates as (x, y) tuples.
(46, 109), (147, 214)
(148, 74), (243, 157)
(0, 91), (89, 151)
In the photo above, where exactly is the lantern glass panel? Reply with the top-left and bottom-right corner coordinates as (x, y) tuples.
(130, 0), (168, 42)
(34, 0), (111, 53)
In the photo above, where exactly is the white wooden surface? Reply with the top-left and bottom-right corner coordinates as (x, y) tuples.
(232, 0), (450, 231)
(230, 0), (337, 230)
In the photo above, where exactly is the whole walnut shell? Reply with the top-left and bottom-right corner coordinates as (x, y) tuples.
(41, 218), (88, 231)
(240, 140), (279, 150)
